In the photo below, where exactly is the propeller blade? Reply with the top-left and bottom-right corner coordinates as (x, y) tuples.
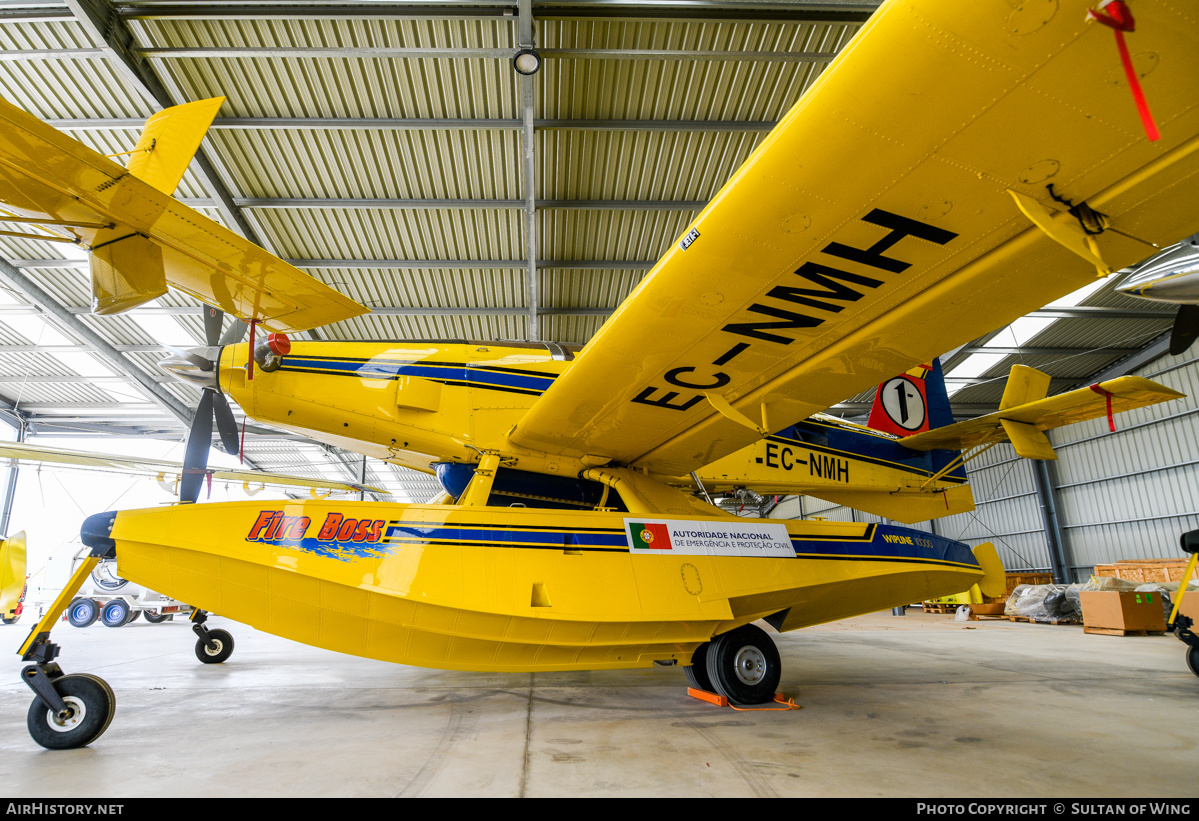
(1170, 304), (1199, 356)
(212, 392), (241, 457)
(180, 391), (215, 504)
(203, 305), (224, 348)
(220, 318), (248, 347)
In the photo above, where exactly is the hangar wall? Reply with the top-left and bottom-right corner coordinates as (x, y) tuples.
(770, 348), (1199, 582)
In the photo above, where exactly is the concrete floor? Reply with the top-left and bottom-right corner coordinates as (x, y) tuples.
(1, 609), (1196, 798)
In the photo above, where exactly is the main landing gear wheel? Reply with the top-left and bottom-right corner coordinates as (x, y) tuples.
(684, 642), (715, 692)
(1186, 645), (1199, 679)
(67, 598), (99, 628)
(704, 623), (781, 706)
(26, 673), (116, 750)
(100, 599), (132, 628)
(195, 628), (234, 664)
(142, 610), (169, 624)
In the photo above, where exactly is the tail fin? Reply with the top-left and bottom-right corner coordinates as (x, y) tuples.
(125, 97), (224, 196)
(90, 97), (224, 315)
(867, 359), (953, 437)
(0, 530), (26, 621)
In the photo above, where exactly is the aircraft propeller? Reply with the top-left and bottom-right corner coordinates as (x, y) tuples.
(160, 305), (250, 503)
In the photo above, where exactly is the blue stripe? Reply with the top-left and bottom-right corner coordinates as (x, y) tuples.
(254, 522), (977, 569)
(792, 525), (979, 567)
(385, 523), (628, 549)
(284, 357), (556, 392)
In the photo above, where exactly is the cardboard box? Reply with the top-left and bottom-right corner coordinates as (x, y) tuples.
(1079, 591), (1167, 632)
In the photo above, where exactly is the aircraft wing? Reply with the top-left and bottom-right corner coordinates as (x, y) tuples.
(897, 376), (1184, 454)
(510, 0), (1199, 477)
(0, 96), (366, 332)
(0, 441), (386, 496)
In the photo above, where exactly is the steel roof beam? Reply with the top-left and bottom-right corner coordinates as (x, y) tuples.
(0, 375), (168, 384)
(0, 305), (612, 316)
(1030, 307), (1175, 320)
(958, 346), (1144, 357)
(46, 117), (777, 132)
(1069, 333), (1172, 387)
(0, 304), (1176, 320)
(943, 376), (1078, 390)
(114, 2), (877, 23)
(7, 258), (658, 269)
(0, 9), (76, 23)
(226, 198), (706, 210)
(0, 344), (168, 352)
(136, 46), (837, 62)
(518, 0), (538, 341)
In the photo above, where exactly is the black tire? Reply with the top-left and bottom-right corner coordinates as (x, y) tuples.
(195, 629), (234, 664)
(67, 598), (99, 628)
(26, 673), (116, 750)
(683, 641), (715, 692)
(100, 599), (132, 628)
(2, 614), (19, 625)
(127, 610), (140, 624)
(704, 623), (781, 706)
(142, 610), (169, 624)
(1187, 645), (1199, 679)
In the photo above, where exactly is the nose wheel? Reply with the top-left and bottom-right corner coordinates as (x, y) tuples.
(18, 538), (120, 749)
(25, 673), (115, 750)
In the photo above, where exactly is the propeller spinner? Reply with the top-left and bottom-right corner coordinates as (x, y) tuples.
(1116, 233), (1199, 356)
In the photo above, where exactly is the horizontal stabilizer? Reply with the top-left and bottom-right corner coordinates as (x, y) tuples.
(899, 370), (1185, 456)
(999, 419), (1056, 460)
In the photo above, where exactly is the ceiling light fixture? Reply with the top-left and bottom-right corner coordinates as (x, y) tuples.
(513, 48), (542, 76)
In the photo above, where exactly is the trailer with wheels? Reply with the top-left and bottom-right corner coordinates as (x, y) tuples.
(42, 547), (193, 628)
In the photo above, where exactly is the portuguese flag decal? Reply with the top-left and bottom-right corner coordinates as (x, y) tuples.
(630, 522), (672, 550)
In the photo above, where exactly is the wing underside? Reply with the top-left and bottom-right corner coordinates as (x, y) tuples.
(0, 97), (366, 333)
(510, 0), (1199, 477)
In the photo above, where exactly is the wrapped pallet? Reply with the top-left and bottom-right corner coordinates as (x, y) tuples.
(1005, 584), (1084, 623)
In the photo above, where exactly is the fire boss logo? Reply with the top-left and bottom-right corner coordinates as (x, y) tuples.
(246, 511), (385, 543)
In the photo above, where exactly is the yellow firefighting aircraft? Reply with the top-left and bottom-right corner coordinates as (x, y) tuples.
(4, 0), (1199, 748)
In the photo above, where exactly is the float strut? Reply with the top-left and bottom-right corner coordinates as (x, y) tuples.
(15, 540), (114, 717)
